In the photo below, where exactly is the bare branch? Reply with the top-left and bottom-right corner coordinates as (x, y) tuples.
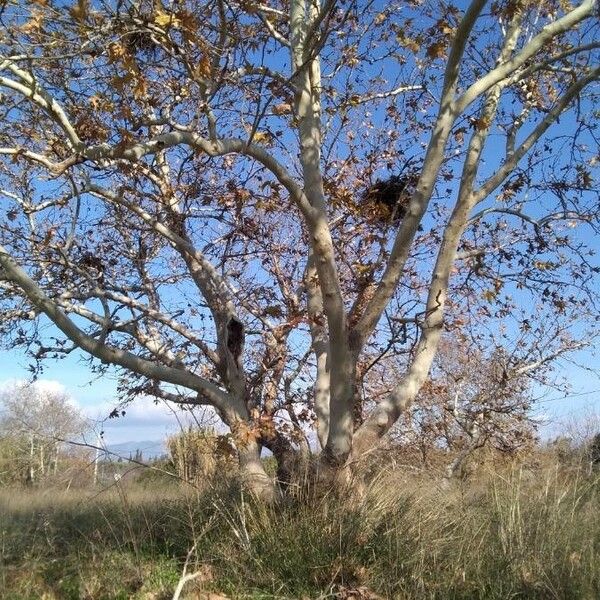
(456, 0), (597, 112)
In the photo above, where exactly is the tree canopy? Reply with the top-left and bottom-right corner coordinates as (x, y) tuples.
(0, 0), (598, 496)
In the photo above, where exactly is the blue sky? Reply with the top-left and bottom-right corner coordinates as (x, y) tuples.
(532, 346), (600, 435)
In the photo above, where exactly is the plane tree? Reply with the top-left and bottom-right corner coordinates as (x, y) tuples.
(0, 0), (598, 497)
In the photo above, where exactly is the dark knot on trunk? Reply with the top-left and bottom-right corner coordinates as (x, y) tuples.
(226, 316), (245, 364)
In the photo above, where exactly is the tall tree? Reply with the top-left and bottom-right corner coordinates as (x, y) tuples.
(0, 0), (598, 497)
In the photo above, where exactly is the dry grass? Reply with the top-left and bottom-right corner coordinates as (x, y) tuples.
(0, 462), (598, 599)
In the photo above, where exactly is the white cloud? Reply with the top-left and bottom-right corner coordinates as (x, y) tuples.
(0, 378), (65, 393)
(83, 395), (219, 438)
(0, 378), (78, 407)
(87, 395), (192, 423)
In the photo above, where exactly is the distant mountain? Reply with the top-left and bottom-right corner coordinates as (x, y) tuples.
(104, 440), (167, 461)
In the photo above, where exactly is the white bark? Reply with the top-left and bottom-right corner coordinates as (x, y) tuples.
(290, 0), (356, 462)
(353, 0), (488, 350)
(0, 0), (596, 490)
(237, 439), (276, 501)
(352, 7), (520, 458)
(0, 244), (236, 411)
(304, 250), (330, 448)
(456, 0), (597, 112)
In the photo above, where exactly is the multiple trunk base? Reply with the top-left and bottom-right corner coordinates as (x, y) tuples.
(238, 441), (370, 502)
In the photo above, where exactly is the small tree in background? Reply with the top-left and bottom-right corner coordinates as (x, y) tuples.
(0, 381), (89, 484)
(588, 432), (600, 469)
(373, 337), (542, 476)
(549, 409), (600, 471)
(0, 431), (27, 485)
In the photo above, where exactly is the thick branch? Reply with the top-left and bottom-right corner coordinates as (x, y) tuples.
(0, 245), (235, 412)
(352, 12), (524, 457)
(0, 65), (81, 148)
(352, 0), (488, 348)
(473, 67), (600, 203)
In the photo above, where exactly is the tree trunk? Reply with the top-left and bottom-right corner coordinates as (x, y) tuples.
(261, 431), (298, 490)
(237, 440), (276, 502)
(444, 433), (485, 480)
(93, 449), (99, 486)
(53, 443), (59, 475)
(321, 357), (357, 467)
(27, 435), (35, 485)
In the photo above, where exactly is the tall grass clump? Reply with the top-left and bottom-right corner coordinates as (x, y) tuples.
(203, 466), (600, 598)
